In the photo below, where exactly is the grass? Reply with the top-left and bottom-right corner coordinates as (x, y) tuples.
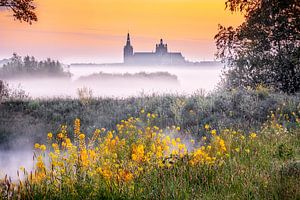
(0, 105), (299, 199)
(1, 88), (300, 149)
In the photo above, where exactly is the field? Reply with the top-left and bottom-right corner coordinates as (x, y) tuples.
(1, 0), (299, 199)
(0, 88), (300, 199)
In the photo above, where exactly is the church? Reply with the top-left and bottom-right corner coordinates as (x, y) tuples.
(123, 33), (187, 65)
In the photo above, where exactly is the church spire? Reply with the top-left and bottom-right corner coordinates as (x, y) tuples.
(126, 33), (131, 45)
(124, 33), (133, 63)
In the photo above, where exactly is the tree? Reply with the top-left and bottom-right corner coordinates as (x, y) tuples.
(0, 0), (37, 24)
(215, 0), (300, 93)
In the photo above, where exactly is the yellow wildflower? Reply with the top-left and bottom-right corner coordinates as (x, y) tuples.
(34, 143), (40, 149)
(204, 124), (210, 130)
(57, 133), (63, 139)
(79, 133), (85, 140)
(47, 132), (53, 139)
(40, 145), (46, 151)
(250, 132), (257, 139)
(211, 129), (217, 136)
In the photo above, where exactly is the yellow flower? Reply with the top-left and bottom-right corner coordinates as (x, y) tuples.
(176, 127), (181, 131)
(79, 133), (85, 140)
(211, 129), (217, 136)
(40, 145), (46, 151)
(172, 139), (177, 146)
(245, 149), (250, 153)
(140, 109), (145, 114)
(34, 143), (40, 149)
(235, 148), (240, 152)
(47, 132), (53, 139)
(204, 124), (210, 130)
(57, 133), (63, 139)
(107, 131), (113, 139)
(132, 153), (137, 161)
(250, 132), (257, 139)
(111, 139), (116, 146)
(52, 143), (59, 149)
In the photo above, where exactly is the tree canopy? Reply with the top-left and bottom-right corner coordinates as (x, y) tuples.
(0, 0), (37, 23)
(215, 0), (300, 93)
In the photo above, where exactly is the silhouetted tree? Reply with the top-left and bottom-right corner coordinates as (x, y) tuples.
(0, 0), (37, 24)
(215, 0), (300, 93)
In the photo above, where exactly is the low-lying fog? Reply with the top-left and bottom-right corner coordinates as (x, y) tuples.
(6, 65), (223, 98)
(1, 65), (223, 179)
(0, 150), (34, 180)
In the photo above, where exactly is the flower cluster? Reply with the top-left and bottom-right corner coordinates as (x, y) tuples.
(27, 114), (260, 193)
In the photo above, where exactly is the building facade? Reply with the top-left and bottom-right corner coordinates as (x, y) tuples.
(123, 33), (187, 65)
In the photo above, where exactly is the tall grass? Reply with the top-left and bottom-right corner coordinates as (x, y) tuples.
(0, 106), (299, 199)
(1, 88), (300, 149)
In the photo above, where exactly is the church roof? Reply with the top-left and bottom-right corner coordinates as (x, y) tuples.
(134, 52), (155, 55)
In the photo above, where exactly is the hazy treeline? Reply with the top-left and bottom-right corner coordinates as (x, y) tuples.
(1, 88), (299, 150)
(0, 53), (71, 79)
(77, 71), (178, 82)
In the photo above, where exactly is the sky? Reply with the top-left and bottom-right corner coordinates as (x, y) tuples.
(0, 0), (244, 64)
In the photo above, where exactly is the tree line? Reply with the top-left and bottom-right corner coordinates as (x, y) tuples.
(0, 53), (71, 78)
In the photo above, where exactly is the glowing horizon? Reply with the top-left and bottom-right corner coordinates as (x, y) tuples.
(0, 0), (244, 64)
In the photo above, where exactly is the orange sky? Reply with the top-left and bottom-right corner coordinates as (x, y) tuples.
(0, 0), (243, 63)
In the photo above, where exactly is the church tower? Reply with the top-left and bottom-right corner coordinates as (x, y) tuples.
(123, 33), (133, 63)
(155, 39), (168, 55)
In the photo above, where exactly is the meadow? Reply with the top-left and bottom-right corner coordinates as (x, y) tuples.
(0, 87), (300, 199)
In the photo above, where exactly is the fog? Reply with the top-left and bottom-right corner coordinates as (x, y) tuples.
(1, 64), (223, 179)
(6, 65), (223, 98)
(0, 150), (34, 180)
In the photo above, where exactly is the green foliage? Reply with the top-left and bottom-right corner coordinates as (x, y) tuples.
(279, 161), (300, 199)
(1, 89), (300, 149)
(215, 0), (300, 93)
(276, 143), (294, 161)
